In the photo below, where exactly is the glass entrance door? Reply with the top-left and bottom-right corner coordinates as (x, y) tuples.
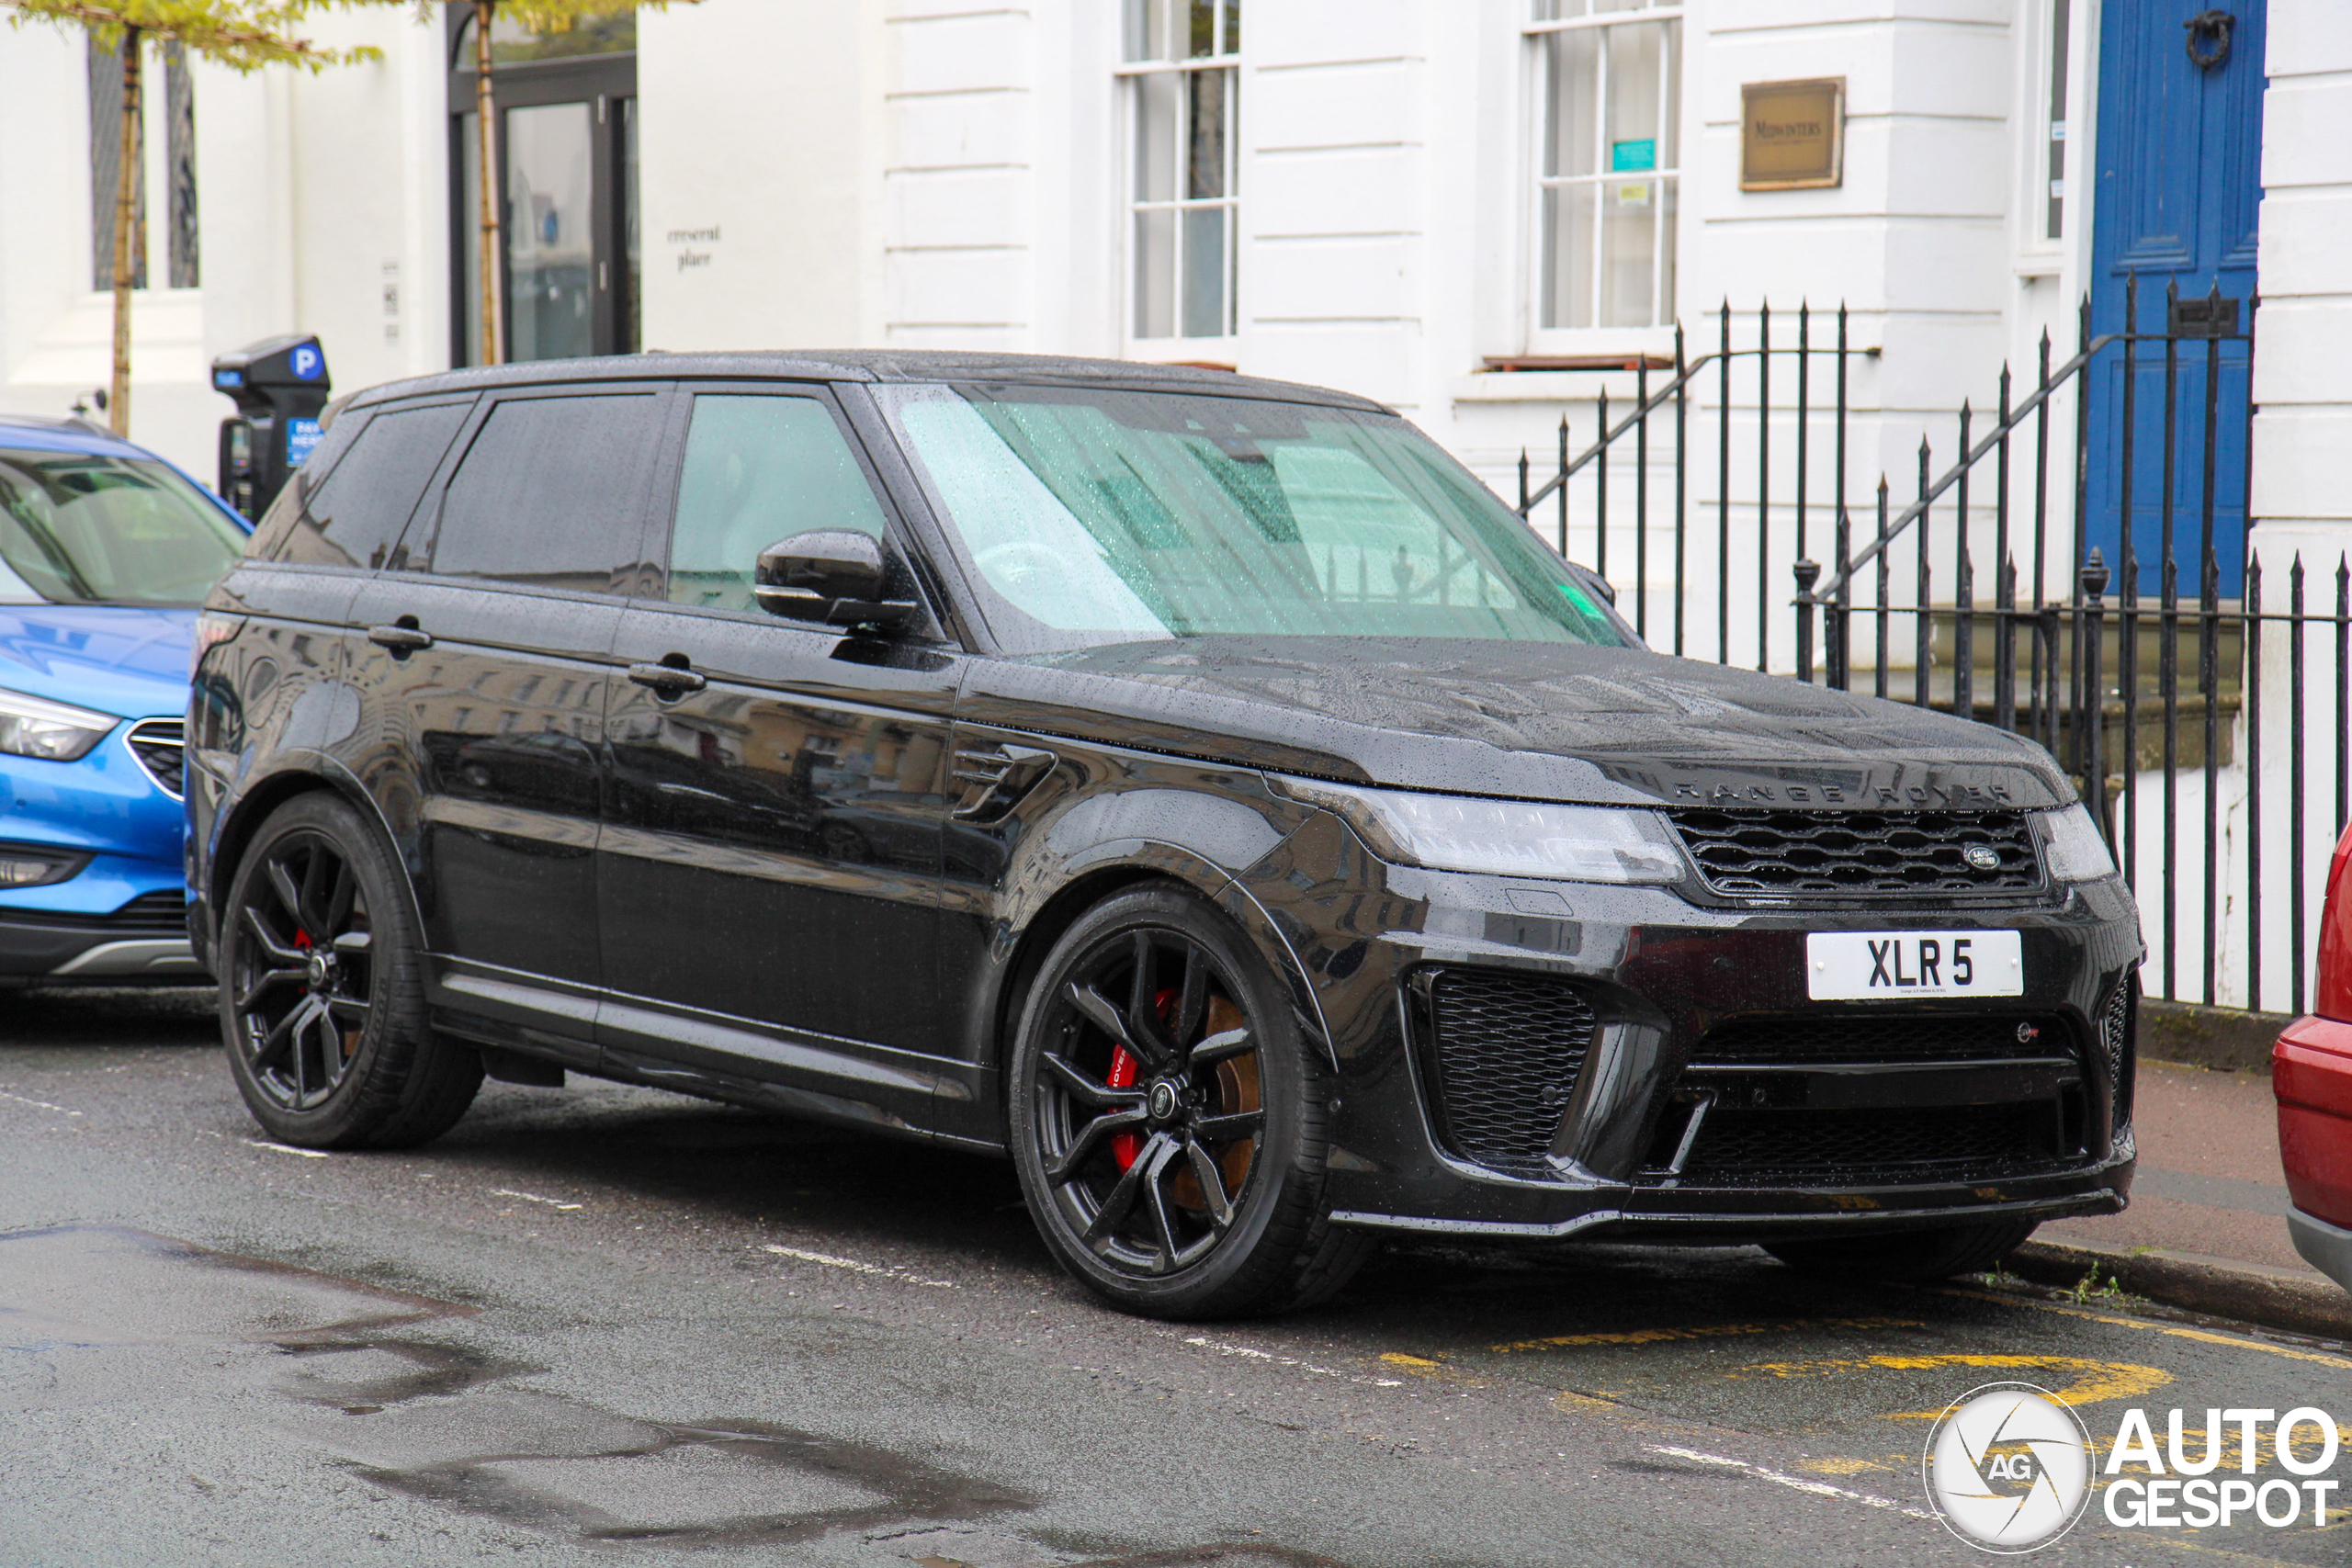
(449, 13), (638, 367)
(505, 103), (595, 362)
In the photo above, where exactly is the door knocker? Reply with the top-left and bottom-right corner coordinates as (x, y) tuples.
(2185, 10), (2234, 71)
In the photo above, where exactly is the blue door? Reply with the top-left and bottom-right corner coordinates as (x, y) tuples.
(2086, 1), (2263, 599)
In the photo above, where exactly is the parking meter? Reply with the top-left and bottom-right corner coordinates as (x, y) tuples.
(211, 334), (329, 519)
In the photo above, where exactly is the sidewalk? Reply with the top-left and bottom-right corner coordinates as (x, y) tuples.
(2015, 1054), (2352, 1337)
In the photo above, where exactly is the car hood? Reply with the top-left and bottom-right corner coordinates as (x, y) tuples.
(960, 637), (2074, 810)
(0, 604), (194, 721)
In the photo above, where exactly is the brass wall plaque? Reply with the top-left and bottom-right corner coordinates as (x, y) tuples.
(1741, 78), (1845, 191)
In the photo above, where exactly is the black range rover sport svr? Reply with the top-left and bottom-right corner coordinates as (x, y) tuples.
(187, 352), (2142, 1318)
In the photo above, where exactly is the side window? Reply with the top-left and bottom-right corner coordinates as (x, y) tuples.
(421, 393), (661, 594)
(666, 394), (888, 614)
(265, 401), (469, 569)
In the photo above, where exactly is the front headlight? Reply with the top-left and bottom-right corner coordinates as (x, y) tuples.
(0, 686), (119, 761)
(1273, 776), (1685, 884)
(2033, 803), (2119, 883)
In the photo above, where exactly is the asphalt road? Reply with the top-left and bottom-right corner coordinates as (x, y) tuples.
(4, 987), (2349, 1568)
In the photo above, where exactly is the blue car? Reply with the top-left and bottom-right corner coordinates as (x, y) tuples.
(0, 412), (250, 985)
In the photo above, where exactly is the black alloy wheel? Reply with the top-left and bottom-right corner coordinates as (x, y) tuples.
(229, 828), (371, 1111)
(1009, 885), (1373, 1318)
(218, 793), (481, 1148)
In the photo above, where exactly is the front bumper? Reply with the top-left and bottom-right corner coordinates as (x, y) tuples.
(0, 725), (199, 983)
(1239, 812), (2143, 1242)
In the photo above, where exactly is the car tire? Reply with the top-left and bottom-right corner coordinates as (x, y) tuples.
(1007, 883), (1374, 1320)
(1764, 1219), (2040, 1281)
(217, 792), (482, 1149)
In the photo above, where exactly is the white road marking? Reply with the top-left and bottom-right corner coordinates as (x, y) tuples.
(759, 1243), (957, 1288)
(243, 1138), (327, 1158)
(1647, 1445), (1934, 1521)
(0, 1090), (81, 1116)
(492, 1188), (583, 1212)
(1184, 1335), (1406, 1388)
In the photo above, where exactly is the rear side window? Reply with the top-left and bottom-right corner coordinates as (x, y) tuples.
(417, 394), (660, 595)
(666, 394), (888, 613)
(267, 400), (469, 570)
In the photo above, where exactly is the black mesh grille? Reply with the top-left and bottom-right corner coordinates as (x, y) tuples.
(2103, 978), (2137, 1134)
(107, 890), (187, 933)
(1680, 1102), (2067, 1185)
(1666, 807), (2042, 899)
(1422, 969), (1597, 1175)
(127, 718), (184, 797)
(1696, 1015), (2074, 1066)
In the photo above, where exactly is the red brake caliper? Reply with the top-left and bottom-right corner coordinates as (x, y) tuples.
(1106, 987), (1180, 1170)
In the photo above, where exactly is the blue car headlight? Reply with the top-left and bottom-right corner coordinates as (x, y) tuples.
(0, 686), (119, 761)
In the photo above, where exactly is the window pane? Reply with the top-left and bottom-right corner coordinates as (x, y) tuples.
(285, 402), (469, 570)
(1136, 71), (1179, 204)
(1541, 28), (1599, 179)
(1135, 209), (1177, 337)
(623, 99), (640, 352)
(1189, 0), (1215, 58)
(2045, 0), (2071, 240)
(1658, 175), (1678, 324)
(505, 102), (596, 363)
(668, 397), (888, 614)
(1531, 0), (1589, 17)
(164, 42), (198, 288)
(1181, 207), (1227, 338)
(427, 395), (658, 593)
(86, 38), (147, 292)
(1187, 68), (1227, 199)
(1125, 0), (1170, 62)
(458, 111), (483, 366)
(461, 9), (636, 64)
(1223, 0), (1240, 54)
(1539, 183), (1595, 330)
(1606, 22), (1665, 171)
(1600, 175), (1657, 326)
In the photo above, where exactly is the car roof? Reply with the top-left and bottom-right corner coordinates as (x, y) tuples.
(0, 411), (148, 457)
(343, 349), (1394, 416)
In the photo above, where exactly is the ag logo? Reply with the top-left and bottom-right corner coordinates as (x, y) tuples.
(1923, 1382), (2092, 1552)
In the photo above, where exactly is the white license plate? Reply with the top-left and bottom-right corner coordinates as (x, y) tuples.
(1805, 931), (2023, 1000)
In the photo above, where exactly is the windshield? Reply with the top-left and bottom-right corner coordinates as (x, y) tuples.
(872, 385), (1628, 654)
(0, 447), (246, 607)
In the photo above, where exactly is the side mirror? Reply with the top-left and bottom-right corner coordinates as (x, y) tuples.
(1565, 559), (1617, 606)
(754, 530), (921, 633)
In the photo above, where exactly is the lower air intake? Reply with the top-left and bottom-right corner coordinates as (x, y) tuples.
(1421, 968), (1597, 1177)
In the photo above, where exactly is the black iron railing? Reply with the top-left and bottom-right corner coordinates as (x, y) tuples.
(1511, 281), (2348, 1016)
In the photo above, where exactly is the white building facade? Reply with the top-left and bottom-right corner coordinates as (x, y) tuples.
(1, 0), (2345, 1009)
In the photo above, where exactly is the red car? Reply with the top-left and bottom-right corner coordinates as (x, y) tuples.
(2277, 822), (2352, 1292)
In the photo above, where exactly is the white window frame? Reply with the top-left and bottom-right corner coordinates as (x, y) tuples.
(2016, 0), (2084, 275)
(1522, 3), (1685, 354)
(1115, 7), (1239, 360)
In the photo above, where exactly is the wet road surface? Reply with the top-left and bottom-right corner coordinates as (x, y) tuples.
(4, 988), (2349, 1567)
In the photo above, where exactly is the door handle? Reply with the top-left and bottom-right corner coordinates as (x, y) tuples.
(368, 623), (434, 654)
(627, 660), (707, 697)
